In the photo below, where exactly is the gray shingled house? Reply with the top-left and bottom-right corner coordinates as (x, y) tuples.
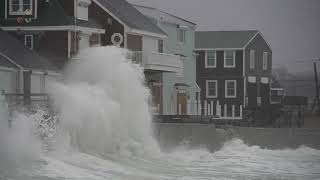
(195, 30), (272, 117)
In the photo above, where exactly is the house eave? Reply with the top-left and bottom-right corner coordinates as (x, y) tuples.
(128, 28), (167, 38)
(195, 48), (244, 51)
(1, 26), (105, 34)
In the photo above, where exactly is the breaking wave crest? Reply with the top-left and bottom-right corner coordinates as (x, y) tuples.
(0, 46), (319, 180)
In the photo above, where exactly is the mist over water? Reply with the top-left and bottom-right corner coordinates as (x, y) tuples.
(48, 46), (160, 157)
(0, 47), (319, 180)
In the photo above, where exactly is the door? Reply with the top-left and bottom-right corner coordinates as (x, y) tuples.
(248, 82), (257, 108)
(150, 82), (163, 114)
(177, 92), (188, 115)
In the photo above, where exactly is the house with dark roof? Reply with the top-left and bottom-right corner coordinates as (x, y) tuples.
(89, 0), (184, 114)
(134, 4), (198, 115)
(0, 29), (60, 102)
(0, 0), (105, 68)
(195, 30), (272, 117)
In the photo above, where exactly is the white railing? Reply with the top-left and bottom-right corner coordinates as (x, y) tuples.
(164, 100), (243, 119)
(130, 51), (183, 73)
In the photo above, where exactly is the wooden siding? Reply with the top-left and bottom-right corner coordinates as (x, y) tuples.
(127, 34), (142, 51)
(245, 33), (272, 108)
(58, 0), (74, 16)
(196, 50), (243, 77)
(196, 49), (244, 112)
(89, 2), (124, 47)
(245, 33), (272, 77)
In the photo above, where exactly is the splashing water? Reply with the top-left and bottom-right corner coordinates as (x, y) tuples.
(0, 47), (320, 180)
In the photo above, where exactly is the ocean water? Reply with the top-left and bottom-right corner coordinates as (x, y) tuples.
(0, 47), (320, 180)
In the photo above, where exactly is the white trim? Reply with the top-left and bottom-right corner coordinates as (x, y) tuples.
(258, 32), (272, 52)
(24, 34), (33, 50)
(243, 77), (246, 107)
(243, 31), (272, 52)
(263, 51), (268, 70)
(5, 0), (8, 19)
(195, 48), (243, 51)
(9, 0), (33, 16)
(1, 26), (105, 33)
(67, 31), (71, 59)
(261, 77), (269, 84)
(0, 66), (15, 71)
(130, 29), (167, 39)
(243, 32), (259, 49)
(0, 51), (23, 69)
(177, 28), (186, 44)
(248, 76), (256, 83)
(34, 0), (37, 18)
(32, 70), (60, 76)
(224, 50), (236, 68)
(271, 88), (284, 91)
(243, 49), (246, 107)
(205, 50), (216, 68)
(242, 49), (245, 76)
(206, 80), (218, 98)
(225, 80), (237, 98)
(250, 50), (255, 69)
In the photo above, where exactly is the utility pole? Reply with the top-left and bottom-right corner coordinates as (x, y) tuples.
(314, 61), (320, 114)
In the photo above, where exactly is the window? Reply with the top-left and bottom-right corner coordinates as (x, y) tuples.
(224, 50), (235, 68)
(24, 34), (33, 50)
(206, 80), (218, 98)
(263, 52), (268, 70)
(90, 33), (100, 46)
(250, 50), (255, 69)
(225, 80), (237, 98)
(158, 39), (164, 53)
(177, 28), (186, 44)
(9, 0), (33, 15)
(205, 50), (216, 68)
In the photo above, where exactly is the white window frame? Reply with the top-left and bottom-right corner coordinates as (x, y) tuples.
(177, 28), (186, 44)
(224, 50), (236, 68)
(263, 52), (268, 70)
(205, 50), (216, 68)
(9, 0), (33, 16)
(206, 80), (218, 98)
(250, 50), (255, 69)
(158, 39), (164, 53)
(225, 80), (237, 98)
(24, 34), (33, 50)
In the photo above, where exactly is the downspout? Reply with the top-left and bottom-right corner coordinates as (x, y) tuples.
(74, 0), (78, 56)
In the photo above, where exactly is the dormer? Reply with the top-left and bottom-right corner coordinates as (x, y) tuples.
(75, 0), (91, 21)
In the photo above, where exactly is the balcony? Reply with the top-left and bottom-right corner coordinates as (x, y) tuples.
(131, 51), (183, 73)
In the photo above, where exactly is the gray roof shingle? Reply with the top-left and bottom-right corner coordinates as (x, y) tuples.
(0, 29), (58, 71)
(95, 0), (166, 36)
(195, 30), (259, 49)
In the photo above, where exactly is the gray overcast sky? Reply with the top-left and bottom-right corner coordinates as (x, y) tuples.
(128, 0), (320, 73)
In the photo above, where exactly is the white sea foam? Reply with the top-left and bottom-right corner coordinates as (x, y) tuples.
(0, 46), (320, 180)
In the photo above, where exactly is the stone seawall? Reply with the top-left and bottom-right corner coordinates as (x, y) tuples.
(153, 123), (320, 151)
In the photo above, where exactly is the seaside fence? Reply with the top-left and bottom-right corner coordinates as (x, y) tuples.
(157, 100), (243, 119)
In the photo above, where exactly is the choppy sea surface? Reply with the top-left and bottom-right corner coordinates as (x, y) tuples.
(1, 139), (320, 180)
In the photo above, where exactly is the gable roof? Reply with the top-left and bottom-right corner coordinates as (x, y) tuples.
(93, 0), (166, 37)
(195, 30), (259, 49)
(133, 4), (196, 27)
(0, 29), (58, 71)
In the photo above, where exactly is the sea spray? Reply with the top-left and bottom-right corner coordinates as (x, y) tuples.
(48, 46), (161, 158)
